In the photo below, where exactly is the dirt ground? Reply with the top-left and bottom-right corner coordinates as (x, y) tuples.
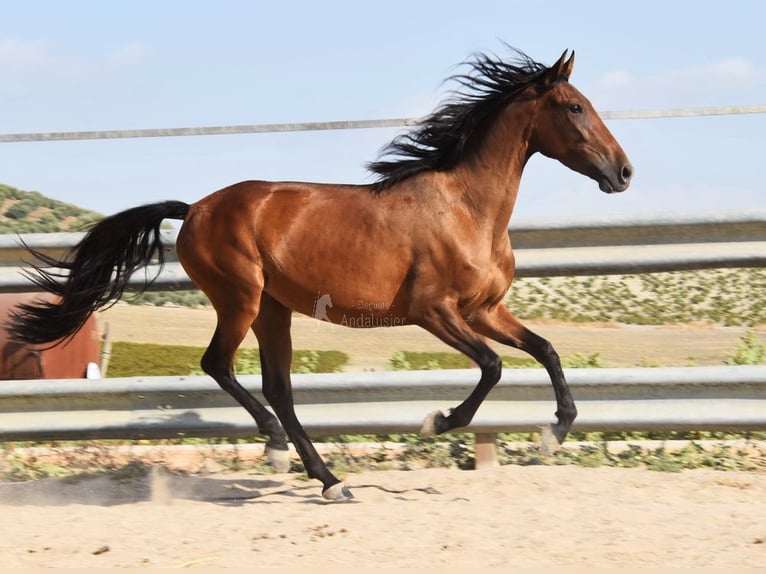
(0, 465), (763, 568)
(97, 303), (765, 371)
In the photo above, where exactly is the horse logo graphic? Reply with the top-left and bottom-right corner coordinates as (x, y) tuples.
(313, 293), (333, 322)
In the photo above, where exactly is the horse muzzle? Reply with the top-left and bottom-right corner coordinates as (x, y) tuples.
(599, 162), (633, 194)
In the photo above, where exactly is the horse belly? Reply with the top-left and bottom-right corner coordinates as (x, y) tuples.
(263, 230), (413, 326)
(265, 256), (411, 327)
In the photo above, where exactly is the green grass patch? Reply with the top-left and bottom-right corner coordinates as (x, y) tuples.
(107, 342), (348, 377)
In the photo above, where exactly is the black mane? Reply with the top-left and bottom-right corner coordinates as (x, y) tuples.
(367, 48), (550, 191)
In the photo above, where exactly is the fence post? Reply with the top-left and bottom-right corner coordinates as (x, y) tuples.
(474, 432), (498, 469)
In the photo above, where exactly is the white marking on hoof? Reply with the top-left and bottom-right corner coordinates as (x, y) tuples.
(265, 445), (291, 473)
(322, 482), (354, 502)
(420, 410), (444, 438)
(539, 424), (562, 456)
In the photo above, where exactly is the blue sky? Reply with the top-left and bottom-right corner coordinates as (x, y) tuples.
(1, 1), (764, 221)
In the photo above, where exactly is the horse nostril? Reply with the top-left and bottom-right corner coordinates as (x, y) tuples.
(620, 163), (633, 184)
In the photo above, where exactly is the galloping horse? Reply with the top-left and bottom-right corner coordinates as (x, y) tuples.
(10, 48), (632, 500)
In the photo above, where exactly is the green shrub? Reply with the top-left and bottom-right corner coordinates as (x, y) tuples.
(724, 331), (766, 365)
(4, 203), (31, 220)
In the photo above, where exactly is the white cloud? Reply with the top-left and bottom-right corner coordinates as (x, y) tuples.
(0, 37), (56, 70)
(0, 37), (69, 98)
(592, 57), (766, 109)
(597, 69), (633, 90)
(0, 37), (150, 100)
(0, 36), (149, 74)
(109, 42), (150, 67)
(709, 57), (756, 80)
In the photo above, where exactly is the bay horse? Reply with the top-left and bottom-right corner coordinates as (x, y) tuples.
(9, 48), (632, 500)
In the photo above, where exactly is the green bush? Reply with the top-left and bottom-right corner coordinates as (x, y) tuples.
(724, 331), (766, 365)
(4, 203), (31, 220)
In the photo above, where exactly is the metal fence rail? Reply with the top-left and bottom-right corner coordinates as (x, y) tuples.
(0, 209), (764, 292)
(1, 366), (764, 442)
(1, 104), (764, 143)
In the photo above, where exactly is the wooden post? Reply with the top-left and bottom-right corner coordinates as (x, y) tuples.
(99, 323), (112, 378)
(474, 432), (498, 469)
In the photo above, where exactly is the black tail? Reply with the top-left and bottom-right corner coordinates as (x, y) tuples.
(9, 200), (190, 346)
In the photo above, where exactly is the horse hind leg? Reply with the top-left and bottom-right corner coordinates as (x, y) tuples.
(200, 308), (290, 472)
(177, 216), (290, 472)
(253, 293), (352, 501)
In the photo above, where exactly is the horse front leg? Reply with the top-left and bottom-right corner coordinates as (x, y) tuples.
(469, 304), (577, 454)
(415, 302), (504, 436)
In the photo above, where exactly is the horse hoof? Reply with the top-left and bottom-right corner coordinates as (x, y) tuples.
(265, 445), (291, 473)
(322, 482), (354, 502)
(420, 410), (448, 437)
(539, 424), (562, 456)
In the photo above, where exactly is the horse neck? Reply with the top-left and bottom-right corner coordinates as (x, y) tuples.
(450, 100), (536, 242)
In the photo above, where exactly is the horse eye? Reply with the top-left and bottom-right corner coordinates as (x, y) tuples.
(568, 103), (583, 114)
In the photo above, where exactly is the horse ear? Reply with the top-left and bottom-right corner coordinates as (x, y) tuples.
(560, 50), (575, 80)
(542, 50), (573, 86)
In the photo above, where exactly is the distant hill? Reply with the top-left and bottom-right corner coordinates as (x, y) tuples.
(0, 183), (209, 307)
(0, 183), (102, 233)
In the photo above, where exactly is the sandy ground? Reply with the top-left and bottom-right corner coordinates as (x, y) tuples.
(0, 465), (763, 568)
(97, 303), (764, 371)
